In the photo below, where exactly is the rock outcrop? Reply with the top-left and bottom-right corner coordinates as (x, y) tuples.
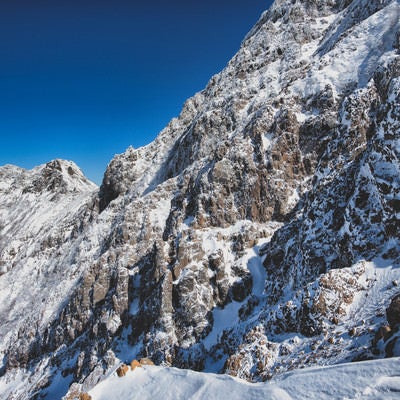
(387, 294), (400, 329)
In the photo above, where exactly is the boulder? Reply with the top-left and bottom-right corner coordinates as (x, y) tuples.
(116, 364), (129, 377)
(139, 358), (154, 366)
(130, 359), (142, 370)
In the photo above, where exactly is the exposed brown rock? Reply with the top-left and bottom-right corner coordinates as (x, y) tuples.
(130, 359), (141, 370)
(116, 364), (129, 377)
(139, 358), (154, 366)
(79, 394), (92, 400)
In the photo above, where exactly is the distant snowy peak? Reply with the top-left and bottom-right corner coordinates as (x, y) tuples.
(0, 159), (96, 278)
(0, 157), (99, 397)
(0, 159), (97, 197)
(26, 159), (97, 195)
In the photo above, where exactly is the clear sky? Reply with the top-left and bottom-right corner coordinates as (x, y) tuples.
(0, 0), (272, 184)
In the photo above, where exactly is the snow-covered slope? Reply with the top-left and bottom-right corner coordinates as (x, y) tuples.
(88, 358), (400, 400)
(0, 160), (97, 379)
(1, 0), (399, 398)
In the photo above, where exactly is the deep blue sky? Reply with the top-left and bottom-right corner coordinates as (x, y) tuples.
(1, 0), (271, 184)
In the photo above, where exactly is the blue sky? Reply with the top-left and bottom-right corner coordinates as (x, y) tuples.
(0, 0), (271, 184)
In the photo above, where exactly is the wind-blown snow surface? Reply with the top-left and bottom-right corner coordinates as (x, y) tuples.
(89, 358), (400, 400)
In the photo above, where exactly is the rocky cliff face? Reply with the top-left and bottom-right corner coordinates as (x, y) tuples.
(1, 0), (399, 398)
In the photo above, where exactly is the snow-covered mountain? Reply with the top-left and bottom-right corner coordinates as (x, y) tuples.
(1, 0), (399, 398)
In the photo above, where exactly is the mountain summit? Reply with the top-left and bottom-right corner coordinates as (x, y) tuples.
(1, 0), (399, 398)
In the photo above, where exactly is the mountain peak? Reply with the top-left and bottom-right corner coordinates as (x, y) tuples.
(26, 159), (97, 196)
(0, 158), (97, 198)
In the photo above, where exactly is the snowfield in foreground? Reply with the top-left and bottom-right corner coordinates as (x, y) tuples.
(89, 358), (400, 400)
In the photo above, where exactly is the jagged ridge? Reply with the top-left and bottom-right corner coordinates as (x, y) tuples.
(0, 0), (399, 398)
